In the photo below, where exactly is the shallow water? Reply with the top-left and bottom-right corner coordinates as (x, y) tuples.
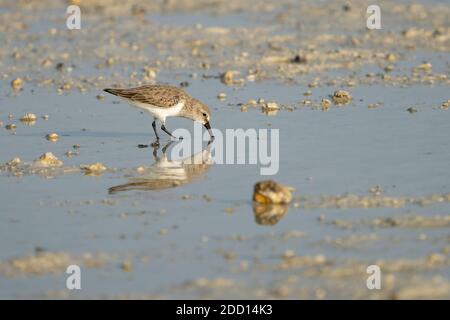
(0, 0), (449, 299)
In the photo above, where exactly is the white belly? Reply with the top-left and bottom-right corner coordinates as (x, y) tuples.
(130, 100), (184, 123)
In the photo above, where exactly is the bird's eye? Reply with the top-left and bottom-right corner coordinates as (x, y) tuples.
(202, 113), (207, 117)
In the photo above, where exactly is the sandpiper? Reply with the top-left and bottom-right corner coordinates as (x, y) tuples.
(103, 84), (214, 143)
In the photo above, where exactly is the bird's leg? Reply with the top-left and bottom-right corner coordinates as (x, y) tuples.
(161, 124), (180, 140)
(152, 120), (160, 140)
(151, 119), (160, 147)
(161, 140), (174, 154)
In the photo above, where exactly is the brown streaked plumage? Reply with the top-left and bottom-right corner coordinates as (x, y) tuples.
(103, 84), (214, 142)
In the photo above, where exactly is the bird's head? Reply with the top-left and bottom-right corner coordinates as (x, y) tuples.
(191, 99), (214, 139)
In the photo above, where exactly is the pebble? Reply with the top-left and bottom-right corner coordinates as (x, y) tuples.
(35, 152), (63, 167)
(221, 70), (236, 85)
(262, 102), (280, 111)
(11, 78), (23, 90)
(46, 133), (59, 142)
(321, 99), (331, 110)
(253, 180), (294, 204)
(332, 90), (352, 105)
(80, 162), (107, 175)
(121, 260), (133, 272)
(217, 92), (227, 100)
(20, 113), (37, 122)
(5, 124), (16, 130)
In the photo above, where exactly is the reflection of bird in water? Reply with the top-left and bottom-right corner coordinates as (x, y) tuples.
(108, 141), (212, 194)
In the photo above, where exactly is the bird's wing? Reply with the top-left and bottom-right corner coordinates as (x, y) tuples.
(104, 85), (186, 108)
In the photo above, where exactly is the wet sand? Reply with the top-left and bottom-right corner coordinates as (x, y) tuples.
(0, 0), (449, 299)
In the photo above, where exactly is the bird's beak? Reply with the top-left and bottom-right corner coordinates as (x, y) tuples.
(204, 122), (214, 140)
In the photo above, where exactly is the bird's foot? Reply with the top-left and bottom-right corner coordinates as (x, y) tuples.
(150, 139), (160, 148)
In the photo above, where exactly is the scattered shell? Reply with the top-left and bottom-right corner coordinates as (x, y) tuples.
(321, 98), (331, 110)
(282, 250), (296, 259)
(417, 63), (432, 71)
(262, 102), (280, 111)
(120, 260), (133, 272)
(80, 162), (107, 175)
(224, 207), (235, 214)
(5, 124), (16, 130)
(41, 58), (52, 67)
(96, 94), (105, 100)
(386, 53), (397, 62)
(35, 152), (63, 167)
(407, 107), (418, 114)
(291, 54), (307, 64)
(253, 180), (294, 205)
(6, 157), (21, 167)
(221, 70), (236, 85)
(440, 100), (449, 110)
(332, 90), (352, 105)
(46, 133), (59, 142)
(11, 78), (23, 90)
(144, 67), (157, 79)
(217, 92), (227, 100)
(20, 113), (37, 122)
(60, 83), (71, 91)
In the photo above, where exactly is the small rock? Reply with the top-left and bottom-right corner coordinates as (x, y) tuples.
(253, 180), (294, 204)
(224, 207), (235, 214)
(332, 90), (352, 105)
(80, 162), (107, 175)
(221, 70), (236, 85)
(417, 63), (432, 71)
(321, 99), (331, 110)
(262, 102), (280, 111)
(407, 107), (418, 114)
(11, 78), (23, 90)
(6, 157), (21, 166)
(120, 260), (133, 272)
(46, 133), (59, 142)
(291, 54), (307, 64)
(282, 250), (295, 259)
(35, 152), (63, 167)
(5, 124), (16, 130)
(217, 92), (227, 100)
(385, 53), (397, 62)
(20, 113), (37, 122)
